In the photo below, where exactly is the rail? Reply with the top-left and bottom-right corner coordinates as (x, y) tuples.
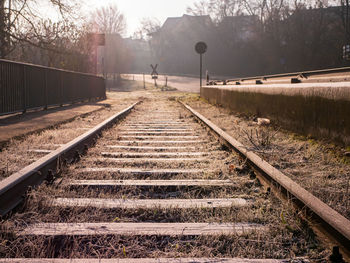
(181, 102), (350, 259)
(1, 99), (349, 260)
(0, 59), (106, 116)
(0, 101), (139, 216)
(207, 66), (350, 85)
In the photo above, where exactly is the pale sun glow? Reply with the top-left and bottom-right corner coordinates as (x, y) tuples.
(83, 0), (197, 36)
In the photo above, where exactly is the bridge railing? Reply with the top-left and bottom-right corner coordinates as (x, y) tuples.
(0, 59), (105, 116)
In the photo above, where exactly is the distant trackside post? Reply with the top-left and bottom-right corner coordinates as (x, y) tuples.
(195, 42), (207, 88)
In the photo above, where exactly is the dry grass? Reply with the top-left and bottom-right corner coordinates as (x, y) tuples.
(0, 172), (325, 259)
(0, 183), (326, 259)
(0, 94), (329, 260)
(0, 80), (148, 180)
(0, 233), (325, 259)
(182, 94), (350, 221)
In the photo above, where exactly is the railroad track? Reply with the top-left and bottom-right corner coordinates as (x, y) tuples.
(0, 98), (349, 262)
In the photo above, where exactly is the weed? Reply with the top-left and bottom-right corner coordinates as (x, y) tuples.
(161, 86), (177, 91)
(242, 127), (278, 150)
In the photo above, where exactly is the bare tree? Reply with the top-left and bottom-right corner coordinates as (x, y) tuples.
(6, 17), (94, 72)
(187, 0), (243, 23)
(90, 4), (126, 35)
(0, 0), (79, 58)
(211, 0), (244, 20)
(186, 1), (211, 16)
(87, 4), (131, 79)
(133, 17), (161, 40)
(0, 0), (6, 56)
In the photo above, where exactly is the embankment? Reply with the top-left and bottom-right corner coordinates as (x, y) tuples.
(201, 83), (350, 145)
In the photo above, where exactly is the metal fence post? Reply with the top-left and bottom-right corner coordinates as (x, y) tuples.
(89, 76), (92, 102)
(22, 65), (27, 113)
(60, 71), (63, 107)
(143, 73), (145, 89)
(44, 68), (48, 110)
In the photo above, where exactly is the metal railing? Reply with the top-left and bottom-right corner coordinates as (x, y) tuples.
(207, 66), (350, 85)
(0, 59), (106, 116)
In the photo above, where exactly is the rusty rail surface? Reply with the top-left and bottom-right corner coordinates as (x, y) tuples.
(0, 102), (139, 216)
(0, 59), (106, 116)
(181, 102), (350, 259)
(208, 66), (350, 85)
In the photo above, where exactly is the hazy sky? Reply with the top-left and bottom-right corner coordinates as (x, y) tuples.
(84, 0), (198, 36)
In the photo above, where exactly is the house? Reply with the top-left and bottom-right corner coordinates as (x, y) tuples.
(149, 14), (219, 74)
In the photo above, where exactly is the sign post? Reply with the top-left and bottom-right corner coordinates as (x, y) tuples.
(195, 42), (207, 88)
(150, 64), (159, 87)
(143, 73), (146, 89)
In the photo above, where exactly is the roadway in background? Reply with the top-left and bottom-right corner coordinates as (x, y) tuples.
(124, 74), (201, 93)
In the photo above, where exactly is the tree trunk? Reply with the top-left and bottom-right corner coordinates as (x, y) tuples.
(0, 0), (7, 58)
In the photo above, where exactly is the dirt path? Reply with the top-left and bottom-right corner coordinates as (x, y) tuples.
(0, 102), (107, 148)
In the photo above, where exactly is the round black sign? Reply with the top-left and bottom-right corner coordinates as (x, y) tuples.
(195, 42), (207, 54)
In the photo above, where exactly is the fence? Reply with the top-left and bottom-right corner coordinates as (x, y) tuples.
(0, 59), (106, 116)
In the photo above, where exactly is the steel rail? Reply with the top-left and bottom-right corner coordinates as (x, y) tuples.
(208, 66), (350, 85)
(0, 101), (140, 216)
(181, 102), (350, 259)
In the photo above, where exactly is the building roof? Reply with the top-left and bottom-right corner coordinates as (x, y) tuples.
(161, 17), (183, 32)
(160, 14), (213, 34)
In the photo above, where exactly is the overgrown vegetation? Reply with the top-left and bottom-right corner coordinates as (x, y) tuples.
(183, 93), (350, 221)
(0, 1), (129, 74)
